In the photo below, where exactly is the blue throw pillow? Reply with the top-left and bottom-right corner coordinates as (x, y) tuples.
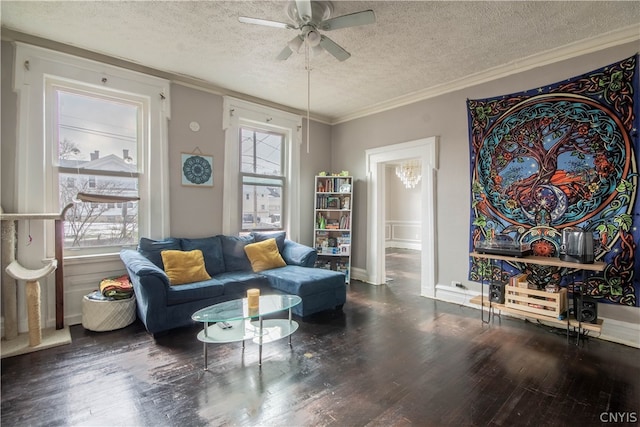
(181, 236), (226, 276)
(251, 231), (286, 253)
(137, 237), (181, 269)
(220, 235), (255, 272)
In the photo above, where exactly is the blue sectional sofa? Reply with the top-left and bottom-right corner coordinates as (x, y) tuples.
(119, 232), (346, 335)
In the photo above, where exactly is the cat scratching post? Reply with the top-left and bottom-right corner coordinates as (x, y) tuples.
(6, 260), (58, 347)
(0, 203), (72, 337)
(0, 204), (73, 357)
(1, 215), (18, 339)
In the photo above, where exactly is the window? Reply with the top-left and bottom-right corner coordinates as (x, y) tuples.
(54, 87), (141, 248)
(222, 97), (302, 240)
(14, 43), (170, 258)
(240, 127), (285, 232)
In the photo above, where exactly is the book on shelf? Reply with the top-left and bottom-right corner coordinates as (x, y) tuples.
(327, 197), (339, 209)
(339, 214), (350, 229)
(317, 177), (352, 193)
(337, 234), (351, 245)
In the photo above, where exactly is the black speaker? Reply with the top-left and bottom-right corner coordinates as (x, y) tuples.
(489, 283), (506, 304)
(573, 293), (598, 324)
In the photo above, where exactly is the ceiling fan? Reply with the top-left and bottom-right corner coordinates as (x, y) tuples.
(239, 0), (375, 62)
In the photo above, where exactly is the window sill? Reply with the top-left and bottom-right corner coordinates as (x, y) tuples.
(63, 251), (127, 265)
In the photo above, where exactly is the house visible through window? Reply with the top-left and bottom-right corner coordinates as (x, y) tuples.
(240, 127), (284, 231)
(54, 88), (140, 248)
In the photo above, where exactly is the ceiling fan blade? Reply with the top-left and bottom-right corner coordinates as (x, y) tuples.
(238, 16), (295, 30)
(295, 0), (313, 22)
(319, 35), (351, 61)
(320, 10), (375, 31)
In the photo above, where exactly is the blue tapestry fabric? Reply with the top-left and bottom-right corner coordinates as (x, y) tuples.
(466, 55), (639, 307)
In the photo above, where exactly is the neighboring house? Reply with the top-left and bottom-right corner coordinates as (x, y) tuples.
(60, 150), (138, 246)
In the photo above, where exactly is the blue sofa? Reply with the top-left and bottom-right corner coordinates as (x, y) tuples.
(119, 232), (346, 335)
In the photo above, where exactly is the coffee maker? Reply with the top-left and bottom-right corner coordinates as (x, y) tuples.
(559, 227), (594, 264)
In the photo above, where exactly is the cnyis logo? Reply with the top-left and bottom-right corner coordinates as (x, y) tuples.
(600, 412), (638, 423)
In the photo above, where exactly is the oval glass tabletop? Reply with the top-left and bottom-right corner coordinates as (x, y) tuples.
(192, 294), (302, 323)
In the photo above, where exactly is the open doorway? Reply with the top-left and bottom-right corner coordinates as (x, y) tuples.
(384, 162), (422, 295)
(365, 137), (438, 298)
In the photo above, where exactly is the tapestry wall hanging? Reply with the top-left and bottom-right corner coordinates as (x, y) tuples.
(467, 55), (639, 307)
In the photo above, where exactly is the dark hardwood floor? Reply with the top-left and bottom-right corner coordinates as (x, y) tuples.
(2, 250), (639, 426)
(385, 247), (421, 293)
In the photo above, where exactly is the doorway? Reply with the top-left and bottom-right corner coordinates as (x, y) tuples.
(384, 162), (422, 295)
(365, 137), (438, 298)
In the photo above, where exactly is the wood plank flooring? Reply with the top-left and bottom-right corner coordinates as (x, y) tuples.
(2, 249), (639, 426)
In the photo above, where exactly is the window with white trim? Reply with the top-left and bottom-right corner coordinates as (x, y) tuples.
(13, 43), (171, 258)
(52, 84), (142, 248)
(222, 97), (301, 240)
(240, 127), (285, 232)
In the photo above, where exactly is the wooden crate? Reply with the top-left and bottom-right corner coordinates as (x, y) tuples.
(505, 286), (567, 319)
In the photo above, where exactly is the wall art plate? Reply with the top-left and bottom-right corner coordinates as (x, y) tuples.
(181, 153), (213, 187)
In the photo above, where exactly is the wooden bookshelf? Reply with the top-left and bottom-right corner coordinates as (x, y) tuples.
(314, 176), (353, 283)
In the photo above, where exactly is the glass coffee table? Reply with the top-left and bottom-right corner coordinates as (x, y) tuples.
(192, 294), (301, 370)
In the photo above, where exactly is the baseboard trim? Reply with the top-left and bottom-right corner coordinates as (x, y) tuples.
(385, 241), (422, 251)
(351, 267), (371, 284)
(435, 284), (480, 306)
(597, 317), (640, 348)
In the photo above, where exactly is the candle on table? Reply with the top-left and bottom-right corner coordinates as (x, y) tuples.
(247, 288), (260, 312)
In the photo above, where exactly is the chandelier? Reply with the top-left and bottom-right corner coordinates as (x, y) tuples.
(395, 159), (422, 189)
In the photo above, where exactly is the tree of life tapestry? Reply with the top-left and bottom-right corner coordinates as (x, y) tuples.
(467, 55), (639, 307)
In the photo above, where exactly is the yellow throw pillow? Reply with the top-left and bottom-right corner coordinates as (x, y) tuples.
(243, 238), (287, 272)
(161, 249), (211, 285)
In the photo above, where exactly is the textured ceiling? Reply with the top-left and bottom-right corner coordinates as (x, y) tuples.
(2, 1), (639, 123)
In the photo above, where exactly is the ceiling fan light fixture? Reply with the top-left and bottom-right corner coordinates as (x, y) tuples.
(288, 35), (304, 52)
(239, 0), (375, 62)
(306, 29), (321, 47)
(311, 44), (324, 57)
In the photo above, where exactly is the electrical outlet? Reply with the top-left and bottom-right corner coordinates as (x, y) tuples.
(452, 281), (466, 289)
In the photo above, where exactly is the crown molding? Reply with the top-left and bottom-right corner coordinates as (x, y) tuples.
(1, 27), (333, 125)
(3, 25), (637, 128)
(332, 24), (640, 125)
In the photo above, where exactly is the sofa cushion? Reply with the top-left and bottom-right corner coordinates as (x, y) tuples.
(181, 236), (226, 276)
(260, 265), (346, 297)
(214, 271), (271, 296)
(120, 248), (168, 278)
(281, 240), (318, 267)
(161, 249), (211, 285)
(251, 231), (286, 253)
(138, 237), (181, 269)
(244, 238), (287, 272)
(220, 235), (255, 272)
(165, 278), (225, 306)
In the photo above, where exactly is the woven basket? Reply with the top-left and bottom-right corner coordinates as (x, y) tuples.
(82, 295), (136, 332)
